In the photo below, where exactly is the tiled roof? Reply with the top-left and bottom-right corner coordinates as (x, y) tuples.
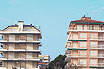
(71, 16), (104, 23)
(2, 24), (40, 31)
(71, 20), (104, 23)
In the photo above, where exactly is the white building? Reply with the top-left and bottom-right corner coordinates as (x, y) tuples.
(0, 21), (42, 69)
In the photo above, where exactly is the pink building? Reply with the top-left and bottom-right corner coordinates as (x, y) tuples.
(66, 16), (104, 69)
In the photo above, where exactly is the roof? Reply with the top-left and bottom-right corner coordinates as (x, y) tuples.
(71, 15), (104, 24)
(2, 24), (40, 32)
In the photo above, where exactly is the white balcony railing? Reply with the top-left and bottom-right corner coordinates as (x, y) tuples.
(0, 57), (40, 61)
(0, 40), (41, 44)
(98, 37), (104, 40)
(98, 45), (104, 48)
(98, 54), (104, 57)
(98, 63), (104, 66)
(0, 49), (41, 52)
(68, 54), (87, 57)
(0, 31), (41, 34)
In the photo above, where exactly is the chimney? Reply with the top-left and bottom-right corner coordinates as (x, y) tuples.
(18, 21), (24, 31)
(81, 15), (91, 20)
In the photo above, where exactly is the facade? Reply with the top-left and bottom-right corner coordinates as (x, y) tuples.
(38, 55), (50, 69)
(0, 21), (42, 69)
(65, 16), (104, 69)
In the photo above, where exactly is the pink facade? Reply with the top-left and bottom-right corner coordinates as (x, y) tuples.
(66, 16), (104, 69)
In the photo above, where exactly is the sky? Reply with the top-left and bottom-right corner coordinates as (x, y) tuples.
(0, 0), (104, 60)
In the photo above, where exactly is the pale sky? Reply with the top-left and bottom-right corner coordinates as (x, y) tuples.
(0, 0), (104, 60)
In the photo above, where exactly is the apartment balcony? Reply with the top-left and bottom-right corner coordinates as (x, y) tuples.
(0, 66), (40, 69)
(90, 54), (104, 58)
(68, 48), (87, 50)
(98, 37), (104, 41)
(90, 63), (104, 68)
(68, 54), (87, 58)
(0, 31), (41, 34)
(98, 54), (104, 58)
(89, 37), (104, 41)
(0, 57), (40, 62)
(0, 40), (41, 44)
(68, 39), (87, 41)
(0, 49), (41, 53)
(90, 45), (104, 49)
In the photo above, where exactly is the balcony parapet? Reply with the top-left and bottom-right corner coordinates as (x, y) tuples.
(0, 57), (40, 61)
(90, 63), (104, 68)
(90, 45), (104, 49)
(0, 40), (41, 44)
(68, 39), (87, 41)
(0, 31), (41, 34)
(0, 49), (41, 53)
(68, 48), (87, 50)
(68, 54), (87, 58)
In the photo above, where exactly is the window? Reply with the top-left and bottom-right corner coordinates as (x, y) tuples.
(79, 51), (87, 56)
(15, 44), (20, 49)
(73, 33), (78, 39)
(77, 25), (83, 30)
(9, 35), (15, 41)
(90, 33), (98, 39)
(20, 44), (26, 49)
(15, 53), (19, 58)
(72, 51), (78, 56)
(26, 53), (32, 59)
(72, 59), (78, 65)
(90, 50), (97, 56)
(80, 33), (87, 39)
(27, 44), (33, 50)
(84, 25), (87, 30)
(20, 53), (25, 58)
(88, 25), (93, 30)
(80, 59), (87, 64)
(27, 35), (33, 41)
(79, 42), (87, 47)
(20, 35), (26, 40)
(73, 42), (78, 48)
(90, 59), (97, 64)
(94, 25), (99, 30)
(90, 42), (97, 47)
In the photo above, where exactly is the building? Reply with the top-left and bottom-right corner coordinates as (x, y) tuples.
(65, 15), (104, 69)
(0, 21), (42, 69)
(38, 55), (50, 69)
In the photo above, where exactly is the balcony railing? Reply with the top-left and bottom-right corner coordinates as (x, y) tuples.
(68, 54), (87, 57)
(98, 63), (104, 67)
(98, 45), (104, 48)
(0, 57), (40, 61)
(98, 54), (104, 57)
(0, 49), (41, 52)
(98, 37), (104, 41)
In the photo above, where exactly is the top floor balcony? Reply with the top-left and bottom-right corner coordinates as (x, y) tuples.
(0, 30), (41, 34)
(0, 40), (41, 44)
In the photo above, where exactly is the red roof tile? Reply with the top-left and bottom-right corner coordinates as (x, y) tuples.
(71, 16), (104, 23)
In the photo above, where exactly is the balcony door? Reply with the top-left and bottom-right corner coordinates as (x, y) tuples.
(9, 35), (15, 41)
